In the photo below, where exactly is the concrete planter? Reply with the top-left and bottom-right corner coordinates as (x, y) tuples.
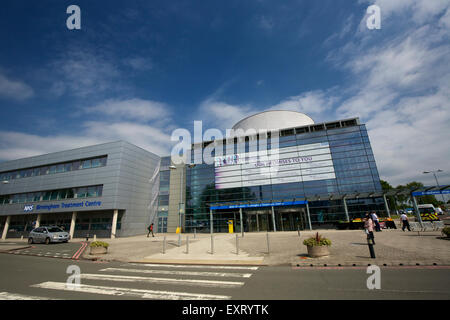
(90, 246), (108, 255)
(306, 245), (330, 258)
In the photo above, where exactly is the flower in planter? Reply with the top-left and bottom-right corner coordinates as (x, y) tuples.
(90, 241), (109, 248)
(303, 232), (332, 247)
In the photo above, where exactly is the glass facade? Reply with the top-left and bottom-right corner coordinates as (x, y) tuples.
(0, 185), (103, 205)
(0, 155), (107, 181)
(157, 156), (171, 233)
(184, 123), (384, 232)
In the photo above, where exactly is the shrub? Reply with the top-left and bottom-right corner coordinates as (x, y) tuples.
(303, 232), (332, 247)
(90, 241), (109, 248)
(442, 227), (450, 238)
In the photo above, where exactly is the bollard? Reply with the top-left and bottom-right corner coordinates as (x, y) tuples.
(94, 234), (97, 241)
(236, 234), (239, 255)
(367, 235), (376, 259)
(266, 232), (270, 254)
(297, 225), (300, 237)
(178, 234), (181, 247)
(186, 236), (189, 254)
(210, 235), (214, 255)
(162, 236), (166, 254)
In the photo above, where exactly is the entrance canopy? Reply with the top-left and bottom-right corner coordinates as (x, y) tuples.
(210, 199), (307, 210)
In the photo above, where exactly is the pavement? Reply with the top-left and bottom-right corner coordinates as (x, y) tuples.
(80, 218), (450, 267)
(2, 218), (449, 267)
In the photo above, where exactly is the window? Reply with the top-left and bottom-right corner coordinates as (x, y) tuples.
(58, 189), (67, 200)
(49, 165), (57, 174)
(50, 191), (58, 200)
(81, 160), (91, 169)
(66, 188), (75, 199)
(76, 187), (87, 198)
(56, 164), (64, 173)
(87, 186), (98, 197)
(100, 157), (107, 166)
(41, 191), (50, 201)
(91, 158), (101, 168)
(33, 192), (42, 202)
(40, 166), (49, 175)
(64, 163), (72, 172)
(33, 168), (40, 177)
(72, 161), (81, 170)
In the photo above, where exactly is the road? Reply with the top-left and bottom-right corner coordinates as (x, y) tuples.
(0, 253), (449, 300)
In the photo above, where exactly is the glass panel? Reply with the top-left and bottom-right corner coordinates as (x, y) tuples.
(91, 158), (101, 168)
(56, 164), (64, 173)
(42, 191), (51, 201)
(100, 157), (107, 166)
(33, 168), (40, 176)
(64, 163), (73, 172)
(87, 186), (97, 197)
(40, 167), (49, 175)
(33, 192), (42, 202)
(76, 187), (87, 198)
(49, 165), (57, 174)
(72, 161), (81, 170)
(58, 189), (67, 200)
(50, 191), (58, 200)
(66, 188), (75, 199)
(82, 160), (91, 169)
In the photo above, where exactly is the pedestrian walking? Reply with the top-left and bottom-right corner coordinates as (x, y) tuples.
(147, 223), (154, 237)
(371, 211), (382, 232)
(364, 214), (375, 245)
(400, 212), (411, 231)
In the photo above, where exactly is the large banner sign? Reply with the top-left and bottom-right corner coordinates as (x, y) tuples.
(214, 142), (336, 189)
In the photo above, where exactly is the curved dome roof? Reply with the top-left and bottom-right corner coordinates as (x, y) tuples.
(232, 110), (314, 132)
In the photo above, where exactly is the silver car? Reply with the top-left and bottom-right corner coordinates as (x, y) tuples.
(28, 226), (70, 244)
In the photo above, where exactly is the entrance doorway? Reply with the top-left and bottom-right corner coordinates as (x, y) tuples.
(245, 209), (272, 232)
(275, 207), (308, 231)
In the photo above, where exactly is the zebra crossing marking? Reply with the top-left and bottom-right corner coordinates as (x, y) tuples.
(80, 273), (244, 288)
(128, 263), (259, 270)
(31, 282), (231, 300)
(99, 267), (253, 278)
(0, 292), (58, 300)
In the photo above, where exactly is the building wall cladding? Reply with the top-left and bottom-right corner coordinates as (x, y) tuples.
(0, 141), (160, 237)
(184, 121), (384, 231)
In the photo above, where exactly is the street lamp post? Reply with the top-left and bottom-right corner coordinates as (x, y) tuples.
(423, 170), (445, 203)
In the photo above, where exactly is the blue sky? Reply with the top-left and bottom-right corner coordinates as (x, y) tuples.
(0, 0), (449, 186)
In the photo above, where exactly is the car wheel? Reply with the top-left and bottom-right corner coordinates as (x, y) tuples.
(28, 237), (33, 244)
(45, 237), (50, 245)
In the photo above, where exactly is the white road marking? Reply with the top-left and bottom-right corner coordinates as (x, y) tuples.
(80, 273), (244, 288)
(31, 282), (231, 300)
(128, 263), (259, 270)
(99, 267), (253, 278)
(0, 292), (57, 300)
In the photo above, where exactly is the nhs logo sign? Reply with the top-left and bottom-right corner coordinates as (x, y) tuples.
(24, 205), (34, 212)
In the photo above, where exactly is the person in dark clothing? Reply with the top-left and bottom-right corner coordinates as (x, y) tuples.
(400, 213), (411, 231)
(147, 223), (154, 237)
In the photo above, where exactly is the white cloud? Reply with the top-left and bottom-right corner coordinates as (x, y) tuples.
(0, 121), (172, 161)
(84, 98), (170, 122)
(0, 72), (34, 101)
(335, 1), (450, 185)
(49, 47), (120, 98)
(123, 56), (153, 71)
(198, 98), (255, 129)
(269, 90), (336, 119)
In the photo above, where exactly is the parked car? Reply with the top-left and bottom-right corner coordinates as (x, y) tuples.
(28, 226), (70, 244)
